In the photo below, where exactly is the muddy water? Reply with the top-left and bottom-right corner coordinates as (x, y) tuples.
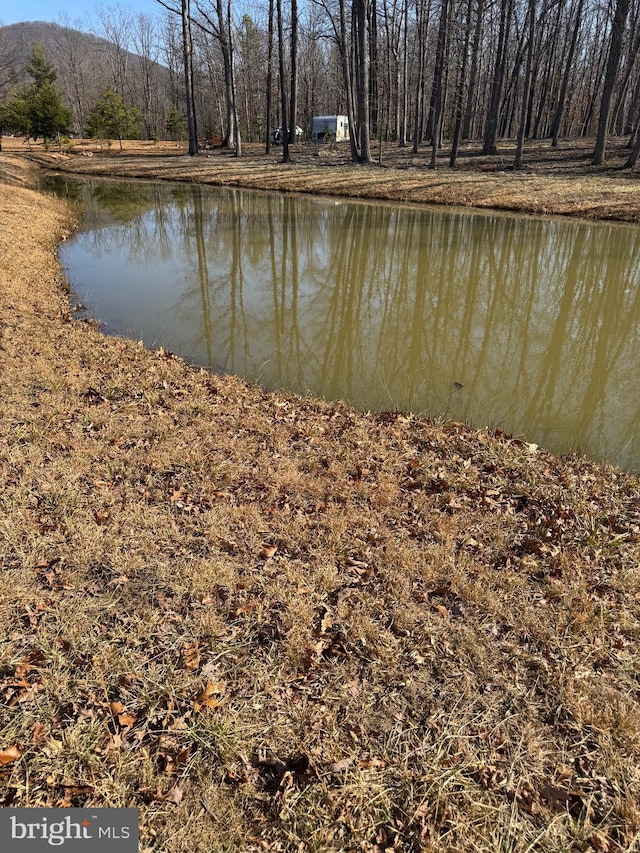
(53, 177), (640, 471)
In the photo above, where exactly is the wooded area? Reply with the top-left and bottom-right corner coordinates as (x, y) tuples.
(2, 0), (640, 167)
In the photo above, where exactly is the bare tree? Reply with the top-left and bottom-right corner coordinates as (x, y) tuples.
(592, 0), (632, 164)
(462, 0), (484, 139)
(428, 0), (451, 167)
(483, 0), (514, 155)
(514, 0), (535, 168)
(412, 0), (432, 154)
(95, 3), (133, 97)
(354, 0), (373, 162)
(52, 14), (94, 133)
(276, 0), (290, 161)
(288, 0), (299, 144)
(450, 0), (474, 166)
(550, 0), (584, 146)
(182, 0), (199, 153)
(311, 0), (360, 163)
(132, 13), (162, 139)
(266, 0), (274, 151)
(187, 0), (242, 153)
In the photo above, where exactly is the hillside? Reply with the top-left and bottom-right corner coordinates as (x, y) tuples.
(0, 20), (168, 78)
(0, 20), (173, 137)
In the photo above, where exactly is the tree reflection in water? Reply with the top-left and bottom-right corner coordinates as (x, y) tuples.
(59, 179), (640, 471)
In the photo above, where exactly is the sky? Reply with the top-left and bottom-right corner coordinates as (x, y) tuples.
(0, 0), (165, 28)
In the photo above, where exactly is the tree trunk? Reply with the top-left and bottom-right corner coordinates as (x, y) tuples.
(514, 0), (535, 168)
(550, 0), (584, 146)
(624, 115), (640, 165)
(181, 0), (199, 155)
(227, 0), (241, 155)
(369, 0), (378, 140)
(429, 0), (450, 167)
(276, 0), (290, 162)
(288, 0), (298, 144)
(399, 0), (409, 145)
(624, 68), (640, 135)
(592, 0), (631, 164)
(462, 0), (484, 139)
(529, 0), (558, 139)
(483, 0), (513, 155)
(266, 0), (274, 152)
(330, 0), (361, 162)
(412, 0), (430, 153)
(354, 0), (372, 162)
(450, 0), (474, 166)
(612, 14), (640, 135)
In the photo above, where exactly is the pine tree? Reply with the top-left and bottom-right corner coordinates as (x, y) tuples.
(26, 42), (57, 87)
(86, 88), (142, 150)
(0, 44), (72, 147)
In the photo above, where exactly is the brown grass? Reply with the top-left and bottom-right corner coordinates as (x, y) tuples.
(1, 153), (640, 852)
(4, 134), (640, 222)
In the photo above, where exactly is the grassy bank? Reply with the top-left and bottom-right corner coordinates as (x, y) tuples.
(1, 153), (640, 852)
(5, 135), (640, 222)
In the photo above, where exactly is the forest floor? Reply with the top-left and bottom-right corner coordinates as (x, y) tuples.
(0, 147), (640, 853)
(3, 134), (640, 221)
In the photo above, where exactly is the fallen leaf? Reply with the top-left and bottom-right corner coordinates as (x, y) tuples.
(259, 544), (277, 560)
(412, 800), (430, 822)
(182, 642), (200, 670)
(167, 785), (183, 805)
(328, 757), (354, 773)
(357, 757), (387, 771)
(15, 649), (45, 677)
(32, 722), (48, 744)
(0, 745), (21, 765)
(232, 602), (258, 617)
(57, 784), (94, 807)
(246, 836), (271, 850)
(193, 681), (226, 711)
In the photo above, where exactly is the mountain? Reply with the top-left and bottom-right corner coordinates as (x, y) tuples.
(0, 21), (175, 137)
(1, 21), (124, 85)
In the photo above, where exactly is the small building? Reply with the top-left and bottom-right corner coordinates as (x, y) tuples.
(311, 115), (350, 143)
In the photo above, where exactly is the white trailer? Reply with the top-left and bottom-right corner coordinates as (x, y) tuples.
(311, 115), (350, 143)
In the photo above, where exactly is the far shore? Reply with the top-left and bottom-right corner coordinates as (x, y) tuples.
(3, 134), (640, 223)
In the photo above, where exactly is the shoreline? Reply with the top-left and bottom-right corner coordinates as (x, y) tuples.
(6, 135), (640, 224)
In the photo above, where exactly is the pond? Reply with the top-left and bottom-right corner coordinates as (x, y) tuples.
(49, 176), (640, 472)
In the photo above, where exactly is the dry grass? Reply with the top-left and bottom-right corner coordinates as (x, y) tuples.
(4, 134), (640, 222)
(1, 153), (640, 852)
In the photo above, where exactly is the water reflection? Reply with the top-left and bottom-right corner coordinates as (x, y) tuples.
(56, 179), (640, 471)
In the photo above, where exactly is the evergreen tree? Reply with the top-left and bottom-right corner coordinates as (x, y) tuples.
(166, 106), (188, 141)
(86, 87), (142, 150)
(0, 44), (72, 147)
(26, 42), (57, 87)
(29, 81), (73, 143)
